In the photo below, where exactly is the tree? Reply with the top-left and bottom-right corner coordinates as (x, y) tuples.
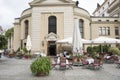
(4, 27), (14, 50)
(5, 28), (14, 39)
(0, 35), (7, 49)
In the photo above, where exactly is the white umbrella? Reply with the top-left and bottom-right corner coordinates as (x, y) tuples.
(91, 36), (120, 53)
(26, 35), (32, 53)
(56, 37), (91, 44)
(72, 19), (83, 56)
(92, 36), (120, 44)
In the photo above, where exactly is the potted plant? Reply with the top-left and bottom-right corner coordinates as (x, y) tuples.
(30, 57), (51, 76)
(24, 53), (32, 59)
(16, 51), (23, 59)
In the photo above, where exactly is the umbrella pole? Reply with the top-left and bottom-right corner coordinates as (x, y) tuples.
(28, 50), (30, 55)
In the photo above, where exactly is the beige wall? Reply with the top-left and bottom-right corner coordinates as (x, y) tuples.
(14, 21), (20, 51)
(91, 17), (120, 39)
(31, 6), (74, 53)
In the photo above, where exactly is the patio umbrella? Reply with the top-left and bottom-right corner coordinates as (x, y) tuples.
(56, 37), (91, 44)
(72, 19), (83, 56)
(26, 35), (32, 54)
(91, 36), (120, 52)
(92, 36), (120, 44)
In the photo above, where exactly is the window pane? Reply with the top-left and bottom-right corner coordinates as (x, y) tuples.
(102, 27), (105, 35)
(115, 27), (119, 35)
(79, 19), (83, 38)
(48, 16), (57, 34)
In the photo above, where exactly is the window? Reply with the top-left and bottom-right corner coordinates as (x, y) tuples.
(48, 16), (57, 34)
(115, 27), (119, 35)
(99, 27), (102, 35)
(99, 27), (110, 36)
(24, 20), (29, 39)
(98, 20), (101, 22)
(79, 19), (84, 38)
(114, 20), (118, 22)
(102, 27), (106, 35)
(116, 37), (119, 39)
(106, 20), (109, 22)
(107, 27), (110, 35)
(102, 14), (104, 17)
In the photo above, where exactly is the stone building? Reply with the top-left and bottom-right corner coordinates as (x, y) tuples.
(13, 0), (120, 56)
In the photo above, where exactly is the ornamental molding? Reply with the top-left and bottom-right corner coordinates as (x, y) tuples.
(44, 32), (59, 41)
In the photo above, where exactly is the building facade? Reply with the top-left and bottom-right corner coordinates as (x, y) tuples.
(93, 0), (120, 17)
(92, 0), (120, 39)
(13, 0), (120, 56)
(13, 0), (91, 55)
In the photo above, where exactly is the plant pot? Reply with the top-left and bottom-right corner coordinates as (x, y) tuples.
(36, 72), (47, 76)
(73, 57), (78, 63)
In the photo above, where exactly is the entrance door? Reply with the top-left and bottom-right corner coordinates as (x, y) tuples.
(48, 41), (56, 56)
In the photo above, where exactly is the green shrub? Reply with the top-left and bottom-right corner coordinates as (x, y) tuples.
(87, 46), (93, 54)
(108, 47), (120, 55)
(22, 47), (28, 54)
(30, 57), (51, 76)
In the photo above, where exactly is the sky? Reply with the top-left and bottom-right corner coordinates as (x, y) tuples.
(0, 0), (104, 30)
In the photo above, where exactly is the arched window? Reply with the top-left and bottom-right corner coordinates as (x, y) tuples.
(24, 20), (29, 39)
(48, 16), (57, 34)
(79, 19), (84, 38)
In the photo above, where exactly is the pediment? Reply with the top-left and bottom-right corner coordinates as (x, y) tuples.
(29, 0), (75, 6)
(44, 32), (59, 41)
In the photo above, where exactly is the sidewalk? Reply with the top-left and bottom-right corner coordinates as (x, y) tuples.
(0, 57), (120, 80)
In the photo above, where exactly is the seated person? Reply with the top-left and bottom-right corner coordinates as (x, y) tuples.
(86, 56), (94, 64)
(66, 52), (70, 59)
(104, 53), (111, 60)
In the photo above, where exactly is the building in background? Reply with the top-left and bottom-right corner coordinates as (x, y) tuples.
(92, 0), (120, 39)
(93, 0), (120, 17)
(13, 0), (120, 56)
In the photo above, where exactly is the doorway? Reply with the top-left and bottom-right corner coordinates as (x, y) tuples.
(48, 41), (56, 56)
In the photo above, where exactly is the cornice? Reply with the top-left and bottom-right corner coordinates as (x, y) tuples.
(74, 13), (91, 21)
(29, 0), (75, 7)
(91, 21), (120, 24)
(30, 3), (75, 8)
(13, 23), (20, 25)
(21, 8), (31, 16)
(91, 16), (119, 18)
(20, 14), (31, 21)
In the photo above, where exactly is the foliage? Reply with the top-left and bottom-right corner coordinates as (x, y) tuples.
(77, 54), (83, 59)
(102, 45), (110, 52)
(69, 53), (73, 59)
(108, 47), (120, 55)
(90, 52), (97, 58)
(16, 51), (23, 59)
(0, 35), (7, 49)
(5, 28), (14, 39)
(87, 45), (110, 54)
(16, 47), (20, 53)
(30, 57), (51, 76)
(87, 46), (94, 54)
(93, 46), (100, 52)
(22, 47), (28, 54)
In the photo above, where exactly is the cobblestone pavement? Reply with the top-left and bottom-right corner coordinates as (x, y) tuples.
(0, 56), (120, 80)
